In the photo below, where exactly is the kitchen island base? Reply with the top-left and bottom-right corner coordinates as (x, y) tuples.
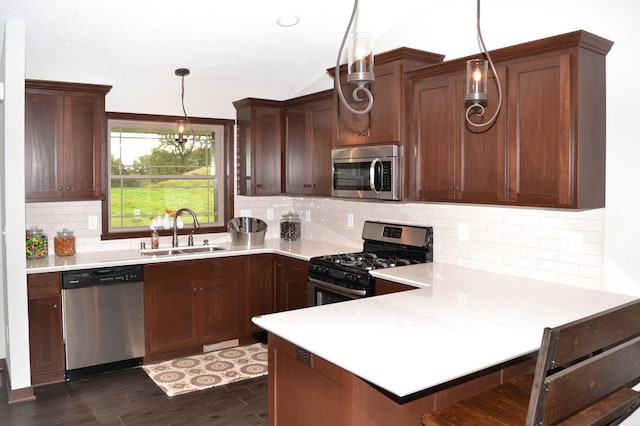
(268, 334), (536, 425)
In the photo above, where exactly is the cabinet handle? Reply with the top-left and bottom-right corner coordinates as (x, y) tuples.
(509, 187), (515, 192)
(256, 184), (263, 188)
(57, 186), (63, 191)
(53, 304), (58, 309)
(447, 185), (454, 191)
(455, 186), (461, 191)
(193, 287), (198, 292)
(65, 186), (71, 190)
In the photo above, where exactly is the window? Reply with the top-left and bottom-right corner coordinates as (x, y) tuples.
(102, 113), (234, 239)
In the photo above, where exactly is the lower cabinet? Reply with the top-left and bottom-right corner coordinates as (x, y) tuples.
(268, 334), (537, 425)
(27, 272), (65, 386)
(243, 254), (275, 341)
(144, 257), (244, 363)
(275, 256), (309, 311)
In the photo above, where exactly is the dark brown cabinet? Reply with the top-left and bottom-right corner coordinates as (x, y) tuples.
(243, 254), (275, 341)
(27, 272), (65, 386)
(332, 48), (443, 147)
(275, 256), (309, 311)
(268, 333), (537, 426)
(285, 90), (334, 196)
(406, 30), (612, 209)
(407, 68), (506, 202)
(25, 80), (111, 202)
(234, 98), (285, 196)
(144, 257), (244, 362)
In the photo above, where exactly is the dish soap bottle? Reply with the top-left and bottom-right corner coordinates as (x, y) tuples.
(151, 228), (159, 249)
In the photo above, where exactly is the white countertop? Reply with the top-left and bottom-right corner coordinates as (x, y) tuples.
(26, 238), (359, 273)
(253, 262), (637, 398)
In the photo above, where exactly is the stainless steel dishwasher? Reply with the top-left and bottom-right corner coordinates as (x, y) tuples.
(62, 265), (144, 380)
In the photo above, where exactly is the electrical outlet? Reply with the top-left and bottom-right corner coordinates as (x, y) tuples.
(305, 209), (311, 221)
(458, 223), (469, 241)
(266, 209), (274, 220)
(347, 214), (354, 227)
(561, 231), (584, 253)
(88, 215), (98, 230)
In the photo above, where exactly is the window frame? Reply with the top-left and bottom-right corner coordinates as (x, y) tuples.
(101, 112), (235, 240)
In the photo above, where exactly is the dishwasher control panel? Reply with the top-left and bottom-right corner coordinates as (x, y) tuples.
(62, 265), (144, 289)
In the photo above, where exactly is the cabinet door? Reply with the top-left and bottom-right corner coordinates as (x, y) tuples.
(25, 92), (65, 200)
(254, 106), (284, 195)
(28, 294), (64, 384)
(285, 105), (312, 194)
(145, 277), (199, 355)
(243, 254), (275, 339)
(409, 74), (456, 201)
(455, 67), (507, 203)
(28, 272), (64, 385)
(63, 94), (102, 199)
(276, 257), (309, 311)
(198, 275), (242, 345)
(506, 54), (573, 206)
(335, 79), (370, 145)
(310, 97), (334, 196)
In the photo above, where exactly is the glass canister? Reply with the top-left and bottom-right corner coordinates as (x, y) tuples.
(54, 228), (76, 256)
(280, 212), (301, 241)
(26, 226), (48, 259)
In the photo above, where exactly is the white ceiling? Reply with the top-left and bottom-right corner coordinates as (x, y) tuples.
(1, 0), (431, 115)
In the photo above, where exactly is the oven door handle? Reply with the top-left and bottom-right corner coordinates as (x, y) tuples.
(309, 277), (368, 297)
(369, 158), (382, 195)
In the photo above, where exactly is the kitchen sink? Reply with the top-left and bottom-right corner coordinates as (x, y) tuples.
(140, 246), (226, 256)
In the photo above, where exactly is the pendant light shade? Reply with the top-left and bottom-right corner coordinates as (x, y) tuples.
(465, 59), (488, 104)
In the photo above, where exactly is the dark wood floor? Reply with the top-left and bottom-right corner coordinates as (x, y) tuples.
(0, 367), (268, 425)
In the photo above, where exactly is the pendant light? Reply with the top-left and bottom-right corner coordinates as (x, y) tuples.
(175, 67), (191, 143)
(465, 0), (502, 128)
(335, 0), (374, 115)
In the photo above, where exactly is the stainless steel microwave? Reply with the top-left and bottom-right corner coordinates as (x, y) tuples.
(331, 144), (400, 201)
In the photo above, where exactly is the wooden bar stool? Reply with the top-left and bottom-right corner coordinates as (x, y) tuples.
(422, 299), (640, 425)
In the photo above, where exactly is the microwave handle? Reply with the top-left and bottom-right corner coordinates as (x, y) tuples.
(369, 158), (382, 195)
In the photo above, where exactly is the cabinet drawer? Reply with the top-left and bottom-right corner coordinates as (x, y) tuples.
(282, 257), (308, 280)
(27, 272), (61, 297)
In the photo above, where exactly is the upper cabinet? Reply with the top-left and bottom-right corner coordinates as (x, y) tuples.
(234, 98), (285, 196)
(330, 47), (444, 147)
(406, 30), (613, 209)
(25, 80), (111, 202)
(285, 90), (334, 196)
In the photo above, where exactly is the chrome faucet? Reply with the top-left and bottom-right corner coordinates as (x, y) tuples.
(172, 208), (200, 247)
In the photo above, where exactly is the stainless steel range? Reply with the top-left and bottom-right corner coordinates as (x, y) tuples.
(308, 221), (433, 305)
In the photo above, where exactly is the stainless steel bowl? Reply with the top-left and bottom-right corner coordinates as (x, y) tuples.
(227, 217), (267, 247)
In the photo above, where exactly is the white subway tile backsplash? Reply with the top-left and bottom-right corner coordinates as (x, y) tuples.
(25, 196), (607, 290)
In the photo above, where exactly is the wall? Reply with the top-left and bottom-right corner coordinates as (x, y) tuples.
(2, 21), (30, 389)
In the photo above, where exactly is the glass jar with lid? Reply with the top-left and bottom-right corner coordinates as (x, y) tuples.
(280, 212), (301, 241)
(54, 228), (76, 256)
(26, 226), (48, 259)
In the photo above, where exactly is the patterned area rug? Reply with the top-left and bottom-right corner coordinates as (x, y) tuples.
(143, 342), (268, 397)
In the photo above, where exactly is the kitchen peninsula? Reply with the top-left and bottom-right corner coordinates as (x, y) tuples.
(253, 263), (636, 425)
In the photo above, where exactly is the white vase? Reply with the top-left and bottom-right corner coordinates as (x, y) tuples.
(162, 213), (172, 230)
(176, 216), (184, 229)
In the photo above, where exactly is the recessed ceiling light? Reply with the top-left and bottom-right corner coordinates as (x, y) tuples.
(277, 15), (300, 27)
